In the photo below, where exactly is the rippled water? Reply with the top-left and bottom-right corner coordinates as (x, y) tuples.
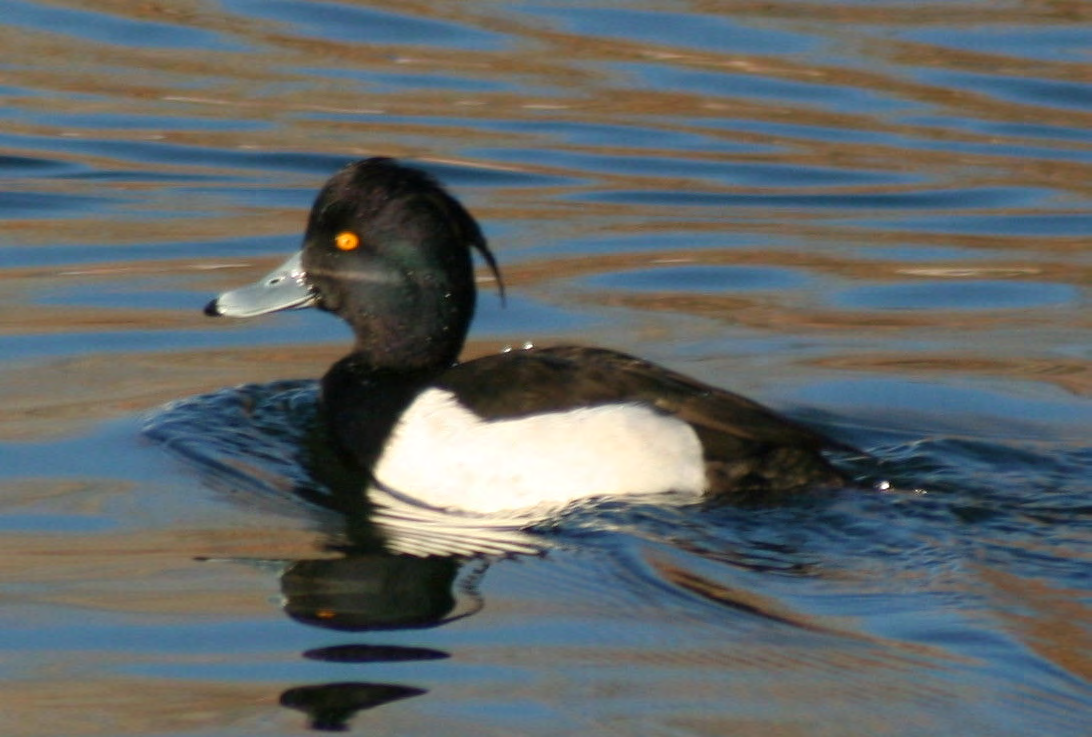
(1, 1), (1090, 735)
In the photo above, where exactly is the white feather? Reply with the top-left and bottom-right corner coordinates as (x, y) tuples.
(372, 388), (706, 515)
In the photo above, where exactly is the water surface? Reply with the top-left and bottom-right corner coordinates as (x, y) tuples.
(0, 1), (1089, 735)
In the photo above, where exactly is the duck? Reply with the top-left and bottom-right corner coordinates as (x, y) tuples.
(206, 157), (851, 517)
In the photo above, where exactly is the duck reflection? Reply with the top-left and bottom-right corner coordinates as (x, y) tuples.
(280, 682), (426, 732)
(276, 547), (488, 731)
(281, 553), (471, 631)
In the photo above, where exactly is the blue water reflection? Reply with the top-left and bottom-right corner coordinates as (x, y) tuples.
(624, 63), (926, 114)
(835, 281), (1080, 311)
(585, 265), (811, 293)
(873, 212), (1092, 236)
(3, 0), (242, 50)
(224, 0), (510, 49)
(533, 6), (819, 54)
(905, 25), (1092, 63)
(925, 71), (1092, 112)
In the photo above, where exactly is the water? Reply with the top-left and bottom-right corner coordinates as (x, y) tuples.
(1, 1), (1089, 734)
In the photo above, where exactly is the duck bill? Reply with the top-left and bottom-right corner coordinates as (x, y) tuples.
(205, 252), (318, 318)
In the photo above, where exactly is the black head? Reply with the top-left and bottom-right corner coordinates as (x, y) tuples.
(300, 157), (503, 370)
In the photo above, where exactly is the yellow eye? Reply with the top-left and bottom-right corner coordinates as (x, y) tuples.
(334, 231), (360, 251)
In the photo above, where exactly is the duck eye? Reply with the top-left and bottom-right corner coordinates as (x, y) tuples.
(334, 231), (360, 251)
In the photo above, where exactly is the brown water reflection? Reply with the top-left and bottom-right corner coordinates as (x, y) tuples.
(3, 1), (1090, 198)
(0, 345), (333, 440)
(0, 678), (279, 737)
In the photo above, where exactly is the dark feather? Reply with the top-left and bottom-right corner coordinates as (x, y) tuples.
(437, 345), (849, 499)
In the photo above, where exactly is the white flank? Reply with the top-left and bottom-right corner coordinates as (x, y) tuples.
(372, 388), (706, 515)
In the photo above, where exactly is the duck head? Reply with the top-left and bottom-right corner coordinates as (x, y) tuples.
(206, 158), (503, 370)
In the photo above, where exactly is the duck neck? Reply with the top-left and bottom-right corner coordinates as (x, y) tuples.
(332, 272), (474, 375)
(319, 354), (446, 474)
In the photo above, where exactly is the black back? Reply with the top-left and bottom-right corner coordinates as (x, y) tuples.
(436, 345), (850, 499)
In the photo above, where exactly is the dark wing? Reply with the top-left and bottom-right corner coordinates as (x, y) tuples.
(436, 345), (852, 496)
